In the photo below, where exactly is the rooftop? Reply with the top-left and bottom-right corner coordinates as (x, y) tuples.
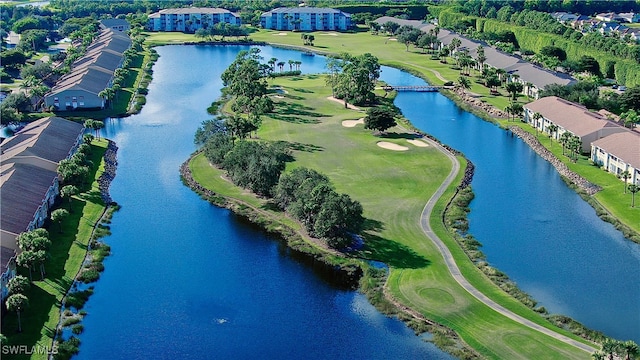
(525, 96), (622, 137)
(592, 131), (640, 169)
(263, 7), (350, 16)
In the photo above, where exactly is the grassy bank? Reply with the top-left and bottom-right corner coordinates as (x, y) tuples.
(190, 74), (593, 359)
(1, 140), (109, 360)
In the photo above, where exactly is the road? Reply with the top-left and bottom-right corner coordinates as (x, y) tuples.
(417, 136), (597, 354)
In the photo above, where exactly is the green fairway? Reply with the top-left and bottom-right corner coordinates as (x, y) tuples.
(190, 75), (594, 359)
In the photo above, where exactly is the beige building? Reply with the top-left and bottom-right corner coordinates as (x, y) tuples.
(523, 96), (627, 153)
(0, 117), (84, 250)
(591, 131), (640, 185)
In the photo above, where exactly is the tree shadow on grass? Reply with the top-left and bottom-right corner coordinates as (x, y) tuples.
(357, 232), (431, 269)
(271, 103), (326, 124)
(292, 87), (314, 93)
(381, 132), (420, 140)
(362, 218), (385, 232)
(277, 140), (324, 153)
(1, 284), (57, 346)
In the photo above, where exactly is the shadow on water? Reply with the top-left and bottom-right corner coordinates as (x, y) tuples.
(359, 232), (431, 269)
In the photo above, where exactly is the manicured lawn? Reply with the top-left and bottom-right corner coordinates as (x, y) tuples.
(192, 75), (593, 359)
(1, 140), (108, 360)
(499, 119), (640, 235)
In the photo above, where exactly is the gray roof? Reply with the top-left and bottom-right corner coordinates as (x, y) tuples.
(374, 17), (576, 89)
(99, 18), (130, 30)
(592, 131), (640, 169)
(525, 96), (622, 137)
(0, 162), (57, 235)
(0, 117), (84, 164)
(47, 29), (130, 99)
(263, 7), (350, 17)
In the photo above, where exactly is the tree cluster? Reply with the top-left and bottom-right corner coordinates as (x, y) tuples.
(221, 48), (273, 116)
(328, 53), (381, 106)
(274, 167), (364, 248)
(194, 22), (248, 41)
(57, 137), (94, 187)
(541, 83), (640, 115)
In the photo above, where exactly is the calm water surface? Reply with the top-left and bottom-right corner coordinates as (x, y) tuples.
(77, 46), (452, 359)
(391, 85), (640, 342)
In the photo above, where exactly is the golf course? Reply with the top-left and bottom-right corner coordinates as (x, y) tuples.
(188, 75), (596, 359)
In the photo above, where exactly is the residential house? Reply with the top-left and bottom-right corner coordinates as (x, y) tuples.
(595, 12), (624, 22)
(524, 96), (628, 152)
(551, 12), (579, 23)
(260, 7), (352, 31)
(146, 7), (241, 32)
(99, 18), (130, 32)
(373, 17), (576, 99)
(44, 29), (131, 110)
(591, 131), (640, 184)
(618, 12), (640, 23)
(0, 116), (84, 298)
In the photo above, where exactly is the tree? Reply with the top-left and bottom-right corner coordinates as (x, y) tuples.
(396, 27), (421, 51)
(628, 185), (639, 208)
(16, 251), (37, 281)
(568, 135), (582, 162)
(620, 109), (639, 129)
(51, 209), (69, 233)
(457, 76), (471, 93)
(6, 294), (29, 332)
(601, 339), (622, 360)
(476, 45), (487, 69)
(577, 55), (601, 77)
(547, 124), (558, 144)
(34, 250), (47, 280)
(559, 132), (572, 155)
(486, 75), (501, 93)
(364, 107), (397, 133)
(382, 21), (400, 35)
(7, 276), (30, 295)
(619, 171), (631, 194)
(98, 88), (115, 109)
(506, 82), (524, 101)
(620, 86), (640, 112)
(621, 340), (639, 360)
(532, 112), (543, 135)
(60, 185), (79, 211)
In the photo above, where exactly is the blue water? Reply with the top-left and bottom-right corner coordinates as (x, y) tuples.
(77, 46), (452, 359)
(392, 90), (640, 342)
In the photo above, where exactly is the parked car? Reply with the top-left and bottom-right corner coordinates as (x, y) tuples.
(619, 86), (627, 91)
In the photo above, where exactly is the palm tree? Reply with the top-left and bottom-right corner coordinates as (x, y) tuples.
(51, 208), (69, 233)
(532, 112), (543, 135)
(591, 351), (606, 360)
(621, 340), (639, 360)
(568, 135), (582, 162)
(547, 124), (558, 144)
(6, 294), (29, 332)
(476, 45), (486, 70)
(629, 185), (639, 208)
(457, 76), (471, 94)
(601, 338), (621, 360)
(288, 59), (294, 71)
(506, 81), (524, 101)
(7, 275), (30, 295)
(268, 57), (277, 72)
(98, 88), (115, 109)
(60, 185), (79, 211)
(559, 132), (572, 155)
(16, 251), (37, 281)
(277, 61), (285, 72)
(504, 103), (514, 121)
(619, 170), (631, 193)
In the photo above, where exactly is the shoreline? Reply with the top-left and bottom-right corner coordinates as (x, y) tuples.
(179, 151), (481, 357)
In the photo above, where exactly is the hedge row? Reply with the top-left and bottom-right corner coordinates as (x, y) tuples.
(334, 4), (429, 20)
(480, 19), (640, 87)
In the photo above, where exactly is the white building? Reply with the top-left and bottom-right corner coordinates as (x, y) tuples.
(591, 131), (640, 185)
(523, 96), (627, 153)
(260, 7), (351, 31)
(147, 7), (241, 32)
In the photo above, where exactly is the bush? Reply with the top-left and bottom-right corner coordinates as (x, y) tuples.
(78, 268), (100, 283)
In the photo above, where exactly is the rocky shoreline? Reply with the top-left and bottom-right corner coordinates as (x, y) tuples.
(98, 139), (118, 204)
(508, 126), (602, 195)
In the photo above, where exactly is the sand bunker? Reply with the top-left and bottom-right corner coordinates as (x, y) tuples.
(407, 139), (429, 147)
(320, 33), (338, 36)
(377, 141), (409, 151)
(272, 95), (285, 99)
(342, 118), (364, 127)
(273, 32), (287, 36)
(326, 96), (360, 110)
